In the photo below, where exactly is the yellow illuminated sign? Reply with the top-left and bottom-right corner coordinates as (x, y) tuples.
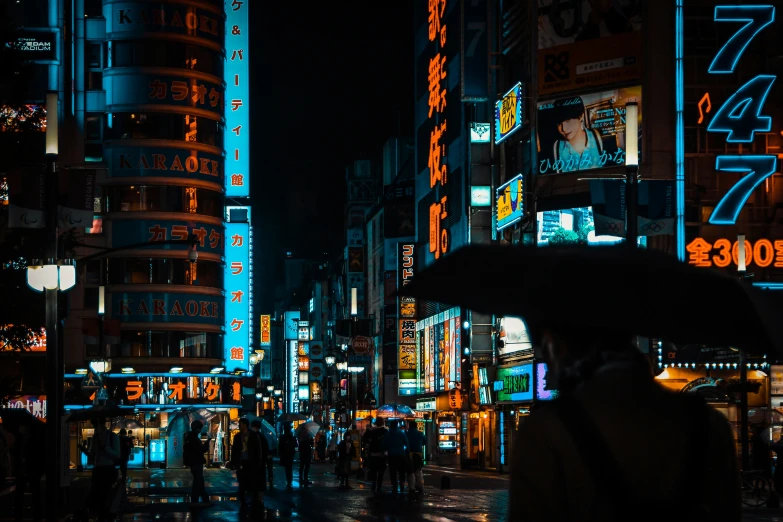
(260, 314), (271, 346)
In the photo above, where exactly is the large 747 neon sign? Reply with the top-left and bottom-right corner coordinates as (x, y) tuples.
(706, 5), (777, 225)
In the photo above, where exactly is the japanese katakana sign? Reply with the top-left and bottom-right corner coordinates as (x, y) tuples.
(225, 221), (250, 372)
(225, 0), (250, 197)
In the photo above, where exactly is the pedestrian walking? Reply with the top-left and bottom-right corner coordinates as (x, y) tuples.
(229, 418), (262, 518)
(298, 432), (314, 486)
(328, 429), (338, 463)
(509, 323), (741, 521)
(316, 430), (327, 462)
(11, 424), (44, 522)
(382, 420), (409, 494)
(117, 429), (132, 486)
(277, 424), (298, 490)
(363, 418), (388, 493)
(336, 434), (353, 489)
(406, 420), (425, 493)
(79, 417), (122, 522)
(183, 420), (211, 505)
(250, 420), (270, 504)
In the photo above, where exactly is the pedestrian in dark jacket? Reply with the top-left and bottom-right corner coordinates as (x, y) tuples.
(298, 433), (314, 486)
(250, 420), (269, 503)
(277, 424), (298, 490)
(229, 418), (262, 517)
(12, 424), (44, 522)
(510, 323), (741, 521)
(80, 417), (121, 522)
(337, 434), (353, 489)
(183, 420), (211, 505)
(363, 418), (388, 493)
(406, 420), (425, 493)
(382, 420), (409, 494)
(118, 429), (132, 486)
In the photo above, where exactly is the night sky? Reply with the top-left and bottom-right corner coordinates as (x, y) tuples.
(251, 2), (414, 310)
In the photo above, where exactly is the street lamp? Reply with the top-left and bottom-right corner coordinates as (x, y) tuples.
(325, 355), (336, 367)
(625, 101), (639, 247)
(26, 259), (76, 292)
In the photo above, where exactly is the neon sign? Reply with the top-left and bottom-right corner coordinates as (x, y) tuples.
(686, 237), (783, 269)
(225, 0), (249, 197)
(496, 174), (524, 231)
(224, 220), (250, 372)
(398, 244), (417, 373)
(426, 0), (450, 260)
(494, 82), (523, 144)
(705, 5), (778, 225)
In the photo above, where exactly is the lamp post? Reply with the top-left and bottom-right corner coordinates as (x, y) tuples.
(625, 102), (639, 247)
(30, 91), (73, 522)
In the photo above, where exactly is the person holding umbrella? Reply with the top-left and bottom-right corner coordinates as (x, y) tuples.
(277, 423), (298, 490)
(183, 420), (211, 505)
(249, 420), (269, 503)
(229, 418), (262, 517)
(403, 245), (754, 520)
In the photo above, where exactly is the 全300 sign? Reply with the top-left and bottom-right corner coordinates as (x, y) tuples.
(704, 5), (778, 225)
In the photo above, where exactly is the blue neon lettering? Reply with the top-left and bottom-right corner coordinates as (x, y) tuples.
(709, 155), (777, 225)
(707, 74), (775, 142)
(709, 5), (775, 74)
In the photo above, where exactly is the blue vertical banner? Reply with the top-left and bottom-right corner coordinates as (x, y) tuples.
(225, 0), (250, 197)
(225, 222), (250, 372)
(589, 179), (626, 238)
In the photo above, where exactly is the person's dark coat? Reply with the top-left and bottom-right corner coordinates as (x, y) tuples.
(509, 359), (741, 521)
(183, 431), (209, 466)
(11, 428), (44, 478)
(229, 430), (262, 471)
(278, 432), (298, 463)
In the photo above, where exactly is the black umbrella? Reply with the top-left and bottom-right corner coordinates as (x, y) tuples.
(403, 245), (783, 356)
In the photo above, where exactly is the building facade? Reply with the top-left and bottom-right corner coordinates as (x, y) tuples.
(2, 0), (255, 469)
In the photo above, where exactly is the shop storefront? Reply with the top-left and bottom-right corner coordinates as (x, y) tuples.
(494, 361), (534, 471)
(64, 372), (243, 469)
(415, 307), (464, 468)
(655, 364), (769, 459)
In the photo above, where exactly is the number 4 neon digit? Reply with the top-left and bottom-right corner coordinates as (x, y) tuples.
(709, 155), (777, 225)
(707, 74), (775, 142)
(709, 5), (775, 74)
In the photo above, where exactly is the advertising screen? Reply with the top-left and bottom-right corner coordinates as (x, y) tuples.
(495, 82), (524, 144)
(418, 307), (461, 394)
(537, 0), (643, 95)
(537, 207), (623, 246)
(496, 364), (534, 402)
(536, 363), (557, 401)
(537, 86), (641, 175)
(498, 316), (533, 358)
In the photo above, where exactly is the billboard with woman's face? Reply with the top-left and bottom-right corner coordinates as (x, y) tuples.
(536, 86), (641, 175)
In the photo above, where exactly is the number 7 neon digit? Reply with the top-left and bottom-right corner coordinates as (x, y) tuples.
(709, 5), (775, 74)
(709, 155), (777, 225)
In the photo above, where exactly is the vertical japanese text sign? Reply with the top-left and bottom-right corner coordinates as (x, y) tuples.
(398, 244), (417, 371)
(225, 222), (250, 371)
(428, 0), (450, 260)
(703, 5), (777, 226)
(225, 0), (250, 197)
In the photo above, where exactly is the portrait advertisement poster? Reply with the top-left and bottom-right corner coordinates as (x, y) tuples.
(537, 86), (641, 175)
(537, 0), (643, 95)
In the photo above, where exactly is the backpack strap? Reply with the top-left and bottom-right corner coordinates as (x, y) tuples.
(552, 396), (634, 519)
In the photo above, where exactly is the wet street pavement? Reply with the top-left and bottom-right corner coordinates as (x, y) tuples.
(3, 463), (783, 520)
(117, 462), (507, 521)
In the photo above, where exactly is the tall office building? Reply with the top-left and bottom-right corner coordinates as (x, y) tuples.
(2, 0), (253, 468)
